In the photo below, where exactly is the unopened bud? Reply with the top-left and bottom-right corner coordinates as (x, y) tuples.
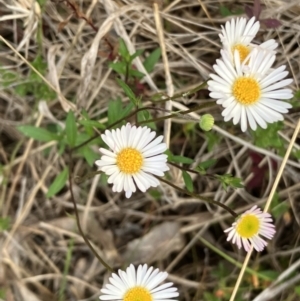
(199, 114), (214, 131)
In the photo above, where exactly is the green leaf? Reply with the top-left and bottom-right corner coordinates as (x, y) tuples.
(46, 167), (69, 197)
(205, 131), (222, 152)
(272, 202), (289, 219)
(36, 0), (47, 7)
(215, 174), (244, 191)
(271, 193), (289, 219)
(203, 292), (219, 301)
(108, 97), (123, 125)
(116, 78), (138, 105)
(15, 83), (30, 97)
(65, 110), (77, 147)
(2, 71), (18, 87)
(123, 102), (135, 117)
(137, 110), (156, 130)
(295, 286), (300, 297)
(80, 109), (94, 136)
(143, 48), (161, 73)
(83, 147), (98, 167)
(128, 69), (145, 79)
(252, 122), (285, 152)
(78, 119), (105, 129)
(259, 270), (280, 280)
(220, 6), (232, 16)
(182, 170), (193, 192)
(130, 49), (144, 61)
(196, 159), (217, 175)
(109, 61), (127, 75)
(220, 5), (243, 17)
(171, 155), (194, 164)
(198, 159), (216, 170)
(0, 217), (10, 231)
(34, 82), (56, 101)
(119, 39), (130, 62)
(0, 289), (6, 299)
(31, 55), (48, 74)
(108, 97), (135, 126)
(18, 125), (59, 142)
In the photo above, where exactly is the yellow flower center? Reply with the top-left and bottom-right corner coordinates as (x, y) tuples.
(232, 44), (250, 63)
(116, 148), (143, 174)
(123, 286), (153, 301)
(232, 77), (261, 105)
(236, 214), (260, 238)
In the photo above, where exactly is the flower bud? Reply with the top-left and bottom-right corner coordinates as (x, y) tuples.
(199, 114), (214, 131)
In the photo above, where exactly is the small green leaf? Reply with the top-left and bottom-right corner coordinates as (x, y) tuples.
(116, 78), (138, 105)
(205, 131), (222, 152)
(130, 49), (144, 61)
(259, 270), (280, 280)
(295, 286), (300, 297)
(80, 109), (93, 136)
(252, 122), (285, 152)
(215, 174), (244, 191)
(271, 193), (289, 219)
(78, 119), (105, 129)
(46, 167), (69, 197)
(77, 146), (99, 167)
(66, 110), (77, 147)
(198, 159), (216, 169)
(171, 155), (194, 164)
(31, 55), (47, 73)
(182, 171), (193, 192)
(123, 102), (135, 117)
(109, 61), (127, 75)
(108, 97), (123, 125)
(15, 83), (30, 97)
(203, 292), (219, 301)
(196, 159), (217, 175)
(18, 125), (59, 142)
(220, 6), (232, 16)
(128, 69), (145, 79)
(107, 101), (134, 127)
(143, 48), (161, 73)
(36, 0), (47, 7)
(220, 5), (243, 17)
(0, 289), (6, 299)
(0, 217), (10, 231)
(2, 71), (18, 87)
(119, 39), (130, 61)
(137, 110), (156, 130)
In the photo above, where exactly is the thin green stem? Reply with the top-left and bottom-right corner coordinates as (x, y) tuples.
(151, 80), (208, 103)
(157, 176), (238, 218)
(74, 170), (103, 184)
(197, 236), (272, 281)
(71, 100), (213, 152)
(125, 63), (129, 84)
(68, 151), (113, 272)
(71, 106), (144, 152)
(58, 238), (74, 301)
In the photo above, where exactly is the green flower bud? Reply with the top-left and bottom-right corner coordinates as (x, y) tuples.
(199, 114), (214, 131)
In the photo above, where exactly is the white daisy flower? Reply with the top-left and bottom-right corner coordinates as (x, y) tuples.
(224, 205), (276, 252)
(219, 16), (278, 63)
(208, 48), (293, 132)
(95, 123), (169, 198)
(100, 264), (179, 301)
